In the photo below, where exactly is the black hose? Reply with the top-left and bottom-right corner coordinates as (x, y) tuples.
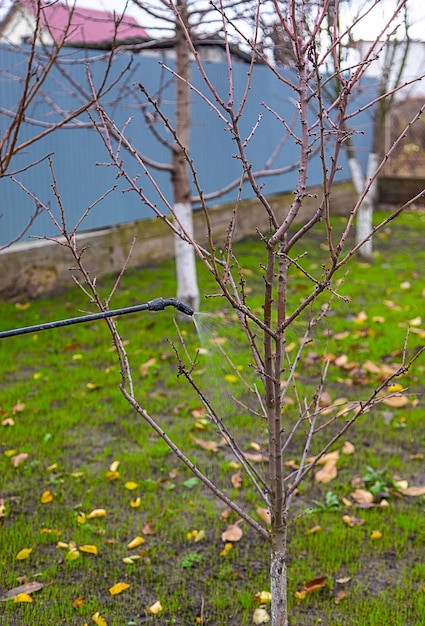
(0, 298), (194, 339)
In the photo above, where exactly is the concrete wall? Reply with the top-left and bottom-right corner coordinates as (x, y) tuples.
(0, 182), (357, 301)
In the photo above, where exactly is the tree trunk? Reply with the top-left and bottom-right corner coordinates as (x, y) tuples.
(173, 0), (200, 313)
(270, 527), (289, 626)
(355, 152), (378, 260)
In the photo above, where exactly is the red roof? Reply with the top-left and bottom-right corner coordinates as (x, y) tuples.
(21, 0), (149, 46)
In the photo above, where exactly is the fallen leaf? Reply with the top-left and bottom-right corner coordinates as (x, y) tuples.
(254, 591), (272, 603)
(400, 485), (425, 496)
(66, 549), (80, 561)
(80, 544), (98, 555)
(127, 536), (145, 550)
(256, 507), (271, 524)
(335, 576), (351, 584)
(4, 581), (43, 599)
(351, 489), (374, 505)
(124, 481), (138, 490)
(40, 528), (62, 536)
(73, 596), (84, 609)
(315, 459), (337, 484)
(231, 470), (243, 489)
(87, 508), (107, 519)
(382, 395), (408, 408)
(142, 521), (155, 535)
(140, 357), (157, 377)
(220, 542), (233, 556)
(2, 417), (15, 426)
(370, 530), (383, 540)
(106, 470), (120, 481)
(334, 589), (346, 604)
(16, 548), (32, 560)
(11, 452), (28, 467)
(295, 576), (328, 602)
(221, 520), (243, 542)
(92, 612), (108, 625)
(148, 600), (163, 615)
(13, 593), (32, 603)
(40, 490), (54, 504)
(253, 607), (270, 624)
(250, 442), (262, 451)
(342, 515), (365, 527)
(342, 441), (355, 455)
(244, 452), (268, 463)
(306, 525), (322, 535)
(192, 437), (220, 453)
(130, 497), (141, 508)
(109, 582), (130, 596)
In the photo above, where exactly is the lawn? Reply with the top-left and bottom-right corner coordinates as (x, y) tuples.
(1, 209), (425, 625)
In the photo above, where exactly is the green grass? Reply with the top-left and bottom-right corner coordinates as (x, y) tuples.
(1, 210), (425, 625)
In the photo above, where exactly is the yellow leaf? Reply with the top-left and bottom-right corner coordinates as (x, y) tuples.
(127, 536), (145, 550)
(92, 612), (108, 626)
(254, 591), (272, 603)
(5, 449), (16, 457)
(16, 548), (32, 560)
(124, 481), (138, 490)
(40, 490), (54, 504)
(109, 460), (120, 472)
(194, 529), (206, 543)
(13, 593), (33, 603)
(87, 508), (106, 519)
(148, 600), (163, 615)
(66, 549), (80, 561)
(224, 374), (238, 383)
(40, 528), (62, 536)
(73, 596), (84, 608)
(86, 382), (99, 391)
(56, 541), (69, 549)
(70, 471), (85, 478)
(370, 530), (382, 540)
(109, 582), (130, 596)
(15, 302), (30, 310)
(80, 544), (98, 555)
(130, 497), (141, 508)
(77, 512), (87, 524)
(106, 470), (120, 481)
(220, 542), (233, 556)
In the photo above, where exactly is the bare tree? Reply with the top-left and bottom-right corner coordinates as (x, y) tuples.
(13, 0), (425, 624)
(0, 0), (131, 250)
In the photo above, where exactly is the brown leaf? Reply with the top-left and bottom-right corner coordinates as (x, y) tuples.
(334, 590), (346, 604)
(142, 520), (155, 535)
(399, 485), (425, 497)
(342, 515), (365, 527)
(244, 452), (269, 463)
(231, 470), (243, 489)
(256, 507), (271, 524)
(192, 437), (220, 453)
(4, 581), (44, 599)
(382, 395), (408, 408)
(140, 357), (157, 377)
(11, 453), (29, 468)
(315, 459), (337, 484)
(351, 489), (374, 504)
(295, 576), (328, 602)
(342, 441), (355, 455)
(221, 520), (243, 542)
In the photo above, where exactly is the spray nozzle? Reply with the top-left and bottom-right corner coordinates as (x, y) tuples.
(147, 298), (194, 316)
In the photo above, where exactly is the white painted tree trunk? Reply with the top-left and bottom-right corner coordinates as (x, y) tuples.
(355, 152), (378, 260)
(271, 546), (289, 626)
(174, 201), (200, 313)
